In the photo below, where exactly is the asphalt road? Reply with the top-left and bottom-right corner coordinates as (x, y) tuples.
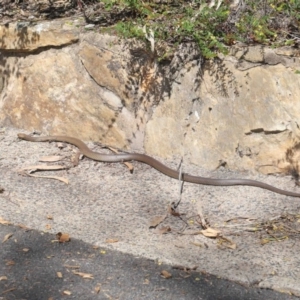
(0, 224), (297, 300)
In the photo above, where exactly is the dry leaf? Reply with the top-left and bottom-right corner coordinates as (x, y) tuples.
(1, 287), (16, 294)
(149, 215), (167, 228)
(217, 236), (237, 249)
(0, 217), (10, 225)
(201, 228), (221, 238)
(18, 164), (69, 184)
(63, 290), (71, 295)
(190, 242), (203, 247)
(108, 147), (134, 172)
(156, 226), (171, 234)
(168, 205), (181, 217)
(39, 155), (63, 162)
(6, 260), (15, 266)
(73, 271), (94, 279)
(47, 215), (53, 220)
(56, 142), (65, 149)
(18, 224), (29, 230)
(2, 233), (13, 243)
(161, 270), (172, 279)
(45, 224), (51, 230)
(124, 161), (134, 172)
(95, 285), (101, 294)
(172, 265), (198, 271)
(56, 232), (70, 243)
(23, 248), (30, 252)
(261, 238), (274, 245)
(25, 173), (69, 184)
(174, 243), (185, 248)
(64, 265), (80, 269)
(57, 272), (63, 278)
(19, 165), (66, 172)
(226, 243), (237, 250)
(0, 276), (7, 281)
(105, 238), (119, 243)
(71, 151), (81, 166)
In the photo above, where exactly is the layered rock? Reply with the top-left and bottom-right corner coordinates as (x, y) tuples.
(1, 19), (300, 174)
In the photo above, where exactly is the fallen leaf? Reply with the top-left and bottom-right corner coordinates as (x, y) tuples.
(160, 270), (172, 279)
(64, 265), (80, 269)
(18, 224), (29, 230)
(2, 233), (13, 243)
(95, 284), (101, 294)
(23, 248), (30, 252)
(149, 215), (167, 228)
(217, 236), (237, 249)
(100, 250), (106, 254)
(168, 205), (181, 217)
(73, 271), (94, 279)
(56, 232), (70, 243)
(225, 216), (257, 223)
(57, 272), (63, 278)
(1, 287), (16, 294)
(0, 217), (10, 225)
(6, 260), (15, 266)
(226, 243), (237, 250)
(156, 226), (171, 234)
(0, 276), (7, 281)
(19, 165), (66, 172)
(105, 238), (119, 243)
(108, 147), (134, 172)
(190, 242), (203, 247)
(201, 228), (221, 238)
(39, 155), (64, 162)
(56, 142), (66, 149)
(174, 243), (185, 248)
(71, 151), (81, 166)
(47, 215), (53, 220)
(25, 173), (69, 184)
(45, 224), (52, 230)
(63, 290), (71, 295)
(172, 265), (198, 271)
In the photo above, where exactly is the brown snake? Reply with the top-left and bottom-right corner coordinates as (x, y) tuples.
(18, 133), (300, 198)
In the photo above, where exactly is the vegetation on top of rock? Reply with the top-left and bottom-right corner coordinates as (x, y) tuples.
(98, 0), (300, 59)
(1, 0), (299, 59)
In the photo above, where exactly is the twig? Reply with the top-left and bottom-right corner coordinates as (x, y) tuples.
(173, 158), (184, 209)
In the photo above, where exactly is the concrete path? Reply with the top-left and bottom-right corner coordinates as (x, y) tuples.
(0, 223), (297, 299)
(1, 127), (300, 297)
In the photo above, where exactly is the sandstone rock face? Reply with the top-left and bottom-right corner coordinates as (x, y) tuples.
(1, 19), (300, 173)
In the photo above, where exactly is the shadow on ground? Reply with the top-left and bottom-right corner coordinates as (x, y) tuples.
(0, 224), (297, 300)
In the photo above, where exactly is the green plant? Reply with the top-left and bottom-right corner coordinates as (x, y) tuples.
(99, 0), (299, 59)
(114, 21), (144, 39)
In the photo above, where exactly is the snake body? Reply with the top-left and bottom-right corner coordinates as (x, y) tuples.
(18, 133), (300, 198)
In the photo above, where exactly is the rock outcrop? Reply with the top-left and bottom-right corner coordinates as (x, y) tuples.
(1, 18), (300, 174)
